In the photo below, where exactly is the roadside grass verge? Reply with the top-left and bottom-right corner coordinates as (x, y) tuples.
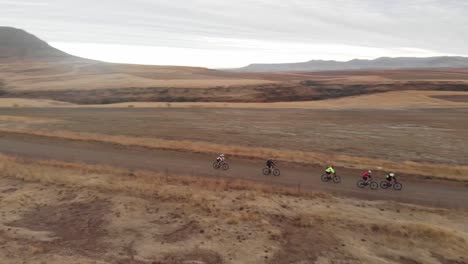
(1, 128), (467, 181)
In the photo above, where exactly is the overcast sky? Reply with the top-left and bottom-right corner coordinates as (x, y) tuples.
(1, 0), (467, 68)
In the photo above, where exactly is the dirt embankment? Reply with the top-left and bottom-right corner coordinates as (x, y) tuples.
(2, 81), (468, 104)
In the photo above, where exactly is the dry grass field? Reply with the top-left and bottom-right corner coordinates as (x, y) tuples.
(0, 154), (466, 263)
(2, 58), (468, 104)
(0, 60), (273, 91)
(274, 69), (468, 83)
(3, 59), (468, 92)
(1, 104), (467, 165)
(0, 94), (468, 180)
(2, 28), (468, 105)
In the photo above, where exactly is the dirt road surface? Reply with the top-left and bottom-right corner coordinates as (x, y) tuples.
(0, 132), (467, 209)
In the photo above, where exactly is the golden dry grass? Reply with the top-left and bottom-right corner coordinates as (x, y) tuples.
(11, 75), (272, 91)
(0, 60), (274, 91)
(0, 153), (467, 263)
(1, 127), (468, 181)
(0, 154), (316, 198)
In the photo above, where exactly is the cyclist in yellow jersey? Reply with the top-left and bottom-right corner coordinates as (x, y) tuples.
(325, 165), (336, 177)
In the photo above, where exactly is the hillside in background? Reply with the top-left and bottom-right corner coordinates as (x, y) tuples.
(1, 27), (468, 104)
(0, 27), (276, 102)
(0, 27), (73, 59)
(232, 56), (468, 72)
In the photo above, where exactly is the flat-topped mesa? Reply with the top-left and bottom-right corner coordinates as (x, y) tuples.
(0, 27), (72, 60)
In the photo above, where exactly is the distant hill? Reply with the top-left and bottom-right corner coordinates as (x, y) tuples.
(231, 56), (468, 72)
(1, 27), (468, 105)
(0, 27), (72, 59)
(0, 27), (275, 103)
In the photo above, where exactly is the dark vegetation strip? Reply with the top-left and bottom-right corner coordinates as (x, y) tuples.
(1, 81), (468, 104)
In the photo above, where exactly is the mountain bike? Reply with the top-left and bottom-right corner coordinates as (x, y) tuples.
(357, 179), (379, 190)
(380, 180), (402, 191)
(213, 160), (229, 170)
(263, 167), (281, 176)
(321, 174), (341, 183)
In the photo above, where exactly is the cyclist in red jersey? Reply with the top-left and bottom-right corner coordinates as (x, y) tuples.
(362, 170), (372, 182)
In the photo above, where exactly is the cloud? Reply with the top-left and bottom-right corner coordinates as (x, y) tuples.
(0, 1), (49, 6)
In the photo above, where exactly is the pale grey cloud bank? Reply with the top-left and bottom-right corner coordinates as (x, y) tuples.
(1, 0), (467, 67)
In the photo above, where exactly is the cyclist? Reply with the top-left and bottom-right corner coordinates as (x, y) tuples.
(325, 165), (336, 178)
(216, 153), (225, 163)
(266, 159), (276, 172)
(362, 170), (373, 182)
(386, 172), (396, 184)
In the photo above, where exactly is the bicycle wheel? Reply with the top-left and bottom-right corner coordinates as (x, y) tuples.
(370, 181), (379, 190)
(393, 182), (403, 191)
(263, 168), (270, 175)
(213, 161), (220, 169)
(321, 174), (329, 182)
(333, 175), (341, 183)
(222, 163), (229, 170)
(357, 180), (366, 188)
(273, 169), (281, 176)
(380, 181), (389, 189)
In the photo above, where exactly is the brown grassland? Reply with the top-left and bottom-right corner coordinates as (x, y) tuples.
(0, 60), (273, 91)
(0, 154), (466, 263)
(2, 59), (468, 104)
(0, 93), (467, 181)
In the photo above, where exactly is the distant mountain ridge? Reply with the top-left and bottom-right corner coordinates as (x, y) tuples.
(0, 27), (72, 59)
(231, 56), (468, 72)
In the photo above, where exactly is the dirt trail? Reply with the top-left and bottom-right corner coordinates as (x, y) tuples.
(0, 133), (467, 209)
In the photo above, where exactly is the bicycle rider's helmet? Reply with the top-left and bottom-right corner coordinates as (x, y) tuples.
(220, 153), (224, 157)
(389, 173), (395, 177)
(368, 170), (372, 173)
